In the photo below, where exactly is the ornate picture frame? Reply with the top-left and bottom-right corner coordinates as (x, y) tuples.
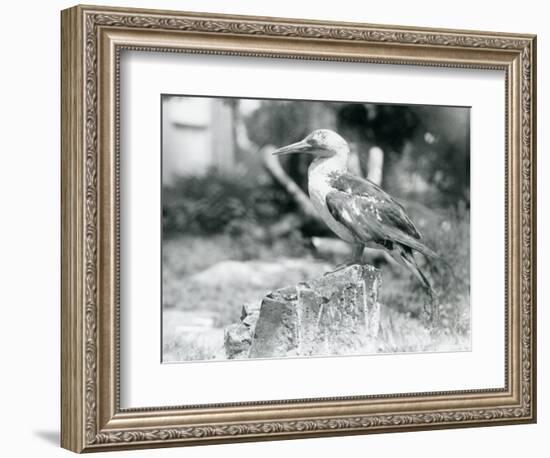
(61, 4), (536, 453)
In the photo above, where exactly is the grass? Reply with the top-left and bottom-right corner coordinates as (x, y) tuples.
(162, 233), (317, 327)
(379, 204), (470, 339)
(162, 234), (330, 360)
(162, 232), (309, 279)
(162, 206), (471, 362)
(163, 335), (223, 362)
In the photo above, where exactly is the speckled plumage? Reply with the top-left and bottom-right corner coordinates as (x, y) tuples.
(325, 172), (439, 260)
(275, 129), (439, 296)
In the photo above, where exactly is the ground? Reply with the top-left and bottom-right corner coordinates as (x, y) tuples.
(162, 230), (470, 362)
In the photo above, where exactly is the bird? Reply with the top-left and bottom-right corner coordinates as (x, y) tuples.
(273, 129), (441, 319)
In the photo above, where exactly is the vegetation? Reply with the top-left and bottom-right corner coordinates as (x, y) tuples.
(162, 202), (470, 361)
(162, 98), (472, 361)
(378, 204), (470, 348)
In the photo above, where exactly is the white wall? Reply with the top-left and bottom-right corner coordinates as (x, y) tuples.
(0, 0), (545, 457)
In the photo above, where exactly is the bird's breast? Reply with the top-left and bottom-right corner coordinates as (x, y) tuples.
(308, 169), (357, 243)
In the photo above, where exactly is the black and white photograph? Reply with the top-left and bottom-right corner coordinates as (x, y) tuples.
(161, 95), (471, 363)
(53, 2), (537, 453)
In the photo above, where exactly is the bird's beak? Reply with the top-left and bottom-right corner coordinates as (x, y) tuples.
(272, 139), (312, 156)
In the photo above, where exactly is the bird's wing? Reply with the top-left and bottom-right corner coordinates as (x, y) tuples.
(330, 172), (422, 240)
(326, 176), (440, 259)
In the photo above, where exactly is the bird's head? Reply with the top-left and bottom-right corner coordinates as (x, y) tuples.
(273, 129), (349, 158)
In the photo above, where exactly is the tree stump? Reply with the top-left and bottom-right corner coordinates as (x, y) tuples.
(224, 264), (381, 359)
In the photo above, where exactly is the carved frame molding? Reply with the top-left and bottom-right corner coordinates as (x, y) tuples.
(61, 4), (536, 453)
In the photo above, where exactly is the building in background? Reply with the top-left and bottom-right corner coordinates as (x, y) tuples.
(162, 96), (236, 185)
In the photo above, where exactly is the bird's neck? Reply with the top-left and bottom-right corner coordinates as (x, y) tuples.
(309, 153), (348, 181)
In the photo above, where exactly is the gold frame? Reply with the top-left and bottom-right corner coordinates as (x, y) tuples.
(61, 4), (537, 453)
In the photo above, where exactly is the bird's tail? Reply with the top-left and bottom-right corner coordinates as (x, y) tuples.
(400, 248), (440, 324)
(400, 248), (433, 292)
(396, 233), (462, 287)
(410, 239), (465, 289)
(401, 236), (441, 261)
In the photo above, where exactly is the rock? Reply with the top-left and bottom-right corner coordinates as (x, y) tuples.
(225, 264), (381, 359)
(295, 265), (380, 356)
(248, 287), (299, 358)
(224, 323), (253, 359)
(224, 303), (262, 359)
(240, 302), (261, 324)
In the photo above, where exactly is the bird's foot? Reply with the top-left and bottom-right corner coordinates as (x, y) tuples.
(324, 261), (362, 276)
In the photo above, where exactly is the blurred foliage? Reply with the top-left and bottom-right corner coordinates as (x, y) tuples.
(161, 98), (473, 361)
(246, 100), (470, 206)
(245, 100), (338, 191)
(338, 103), (419, 153)
(163, 169), (297, 237)
(339, 103), (470, 204)
(246, 100), (315, 147)
(164, 99), (470, 240)
(414, 106), (470, 204)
